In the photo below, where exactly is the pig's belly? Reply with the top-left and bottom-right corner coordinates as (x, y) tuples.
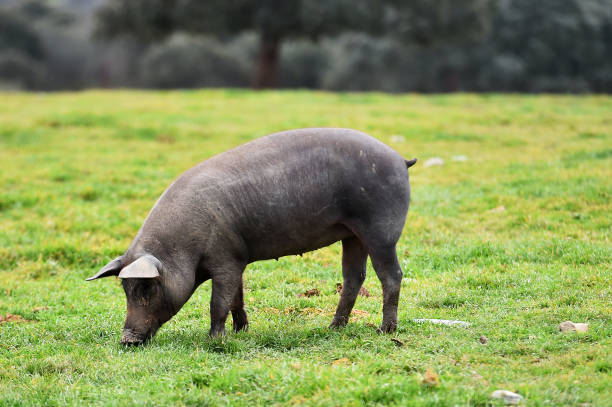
(246, 222), (353, 262)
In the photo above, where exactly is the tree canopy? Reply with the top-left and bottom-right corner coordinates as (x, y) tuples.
(1, 0), (610, 92)
(95, 0), (491, 88)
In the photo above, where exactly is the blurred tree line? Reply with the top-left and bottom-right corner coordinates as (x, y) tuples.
(1, 0), (611, 92)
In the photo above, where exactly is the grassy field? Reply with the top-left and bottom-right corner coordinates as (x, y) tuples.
(0, 91), (611, 406)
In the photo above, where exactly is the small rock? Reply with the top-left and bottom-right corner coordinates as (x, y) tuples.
(479, 335), (489, 344)
(491, 390), (524, 405)
(574, 323), (589, 333)
(451, 155), (468, 162)
(488, 205), (506, 213)
(559, 321), (589, 333)
(413, 318), (472, 327)
(423, 157), (444, 168)
(390, 135), (405, 143)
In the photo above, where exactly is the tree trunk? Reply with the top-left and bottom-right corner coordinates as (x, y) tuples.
(253, 35), (280, 89)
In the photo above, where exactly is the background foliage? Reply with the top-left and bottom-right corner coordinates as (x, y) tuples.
(0, 0), (611, 92)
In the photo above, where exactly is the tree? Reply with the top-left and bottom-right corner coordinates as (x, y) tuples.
(95, 0), (491, 89)
(139, 34), (250, 88)
(485, 0), (612, 92)
(0, 9), (44, 60)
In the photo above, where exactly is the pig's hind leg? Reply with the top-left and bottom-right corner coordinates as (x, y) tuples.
(344, 218), (405, 334)
(368, 244), (403, 333)
(330, 236), (368, 328)
(209, 261), (246, 337)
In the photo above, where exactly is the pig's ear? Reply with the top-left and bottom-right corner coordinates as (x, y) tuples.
(86, 256), (124, 281)
(118, 255), (161, 279)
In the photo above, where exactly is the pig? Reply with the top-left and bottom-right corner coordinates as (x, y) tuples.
(87, 128), (417, 345)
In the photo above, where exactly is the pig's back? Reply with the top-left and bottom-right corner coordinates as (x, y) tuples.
(198, 128), (408, 190)
(147, 128), (411, 261)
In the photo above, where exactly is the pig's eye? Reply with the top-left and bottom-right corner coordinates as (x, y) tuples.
(134, 282), (152, 298)
(124, 280), (160, 305)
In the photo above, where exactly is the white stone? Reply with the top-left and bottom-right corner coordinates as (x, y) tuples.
(491, 390), (524, 405)
(423, 157), (444, 167)
(390, 135), (405, 143)
(412, 318), (471, 327)
(451, 155), (468, 162)
(559, 321), (589, 333)
(574, 323), (589, 332)
(488, 205), (506, 213)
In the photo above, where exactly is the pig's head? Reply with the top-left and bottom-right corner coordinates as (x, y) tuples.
(86, 255), (183, 346)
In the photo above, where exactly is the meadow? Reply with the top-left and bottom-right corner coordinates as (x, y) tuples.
(0, 91), (610, 406)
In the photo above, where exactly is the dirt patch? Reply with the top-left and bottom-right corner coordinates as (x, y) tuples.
(297, 288), (320, 297)
(336, 283), (371, 297)
(0, 313), (31, 324)
(300, 307), (331, 316)
(261, 307), (282, 315)
(358, 287), (371, 297)
(391, 338), (404, 347)
(156, 134), (176, 144)
(422, 368), (440, 387)
(332, 357), (352, 366)
(260, 306), (332, 317)
(351, 309), (370, 319)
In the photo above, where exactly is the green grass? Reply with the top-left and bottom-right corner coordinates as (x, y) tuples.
(1, 90), (611, 406)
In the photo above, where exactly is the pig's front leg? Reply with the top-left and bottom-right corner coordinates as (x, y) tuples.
(231, 279), (249, 332)
(209, 261), (246, 337)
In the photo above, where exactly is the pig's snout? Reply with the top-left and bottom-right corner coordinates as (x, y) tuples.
(120, 327), (156, 346)
(120, 328), (145, 346)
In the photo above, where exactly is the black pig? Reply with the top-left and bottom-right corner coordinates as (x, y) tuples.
(87, 128), (417, 345)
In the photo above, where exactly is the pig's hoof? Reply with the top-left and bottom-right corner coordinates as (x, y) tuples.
(234, 322), (249, 332)
(232, 309), (249, 332)
(233, 320), (249, 332)
(329, 316), (349, 329)
(379, 321), (397, 334)
(209, 327), (226, 338)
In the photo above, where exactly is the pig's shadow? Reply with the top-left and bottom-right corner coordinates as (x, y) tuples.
(154, 323), (381, 353)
